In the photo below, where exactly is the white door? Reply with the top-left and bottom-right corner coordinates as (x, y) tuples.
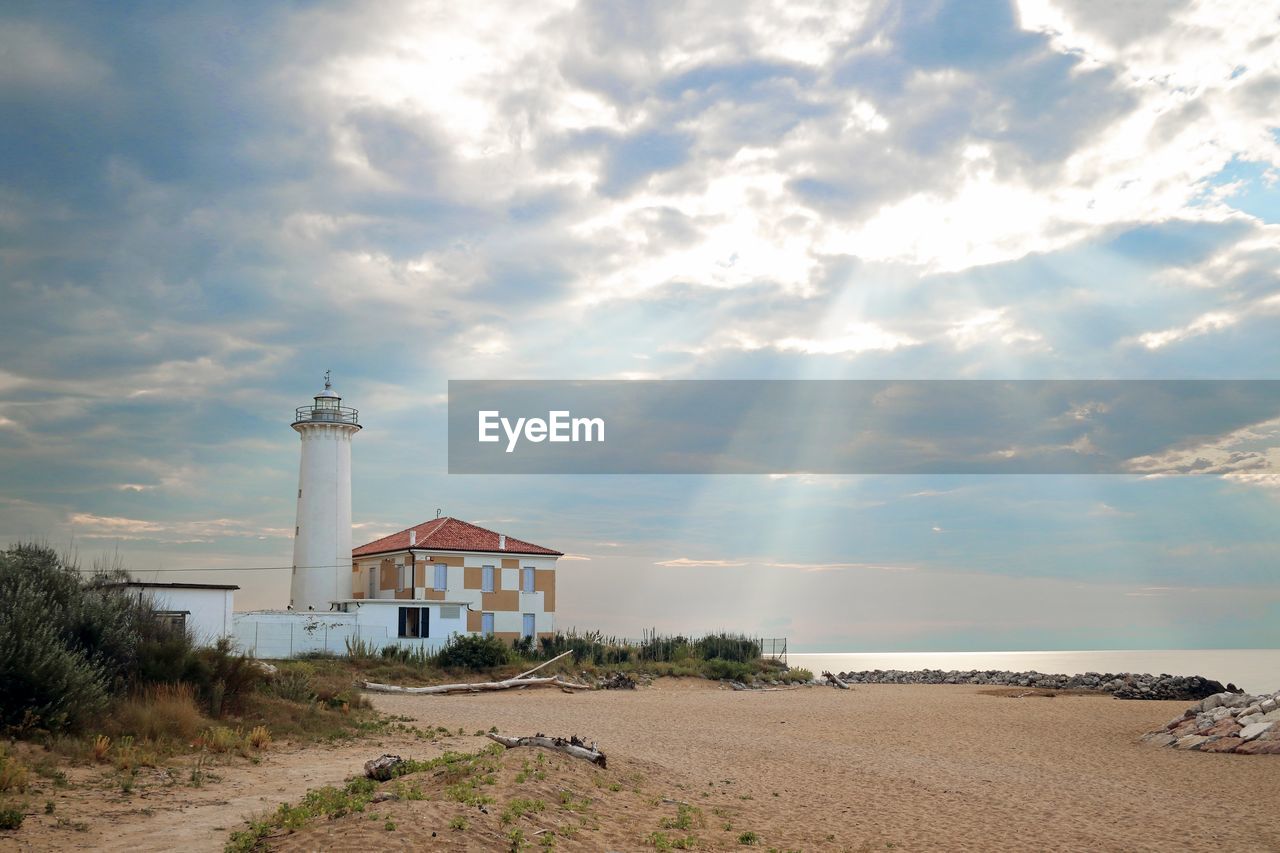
(481, 612), (494, 636)
(522, 613), (535, 639)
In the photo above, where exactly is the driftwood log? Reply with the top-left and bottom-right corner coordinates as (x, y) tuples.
(486, 733), (607, 768)
(363, 675), (592, 695)
(822, 671), (851, 690)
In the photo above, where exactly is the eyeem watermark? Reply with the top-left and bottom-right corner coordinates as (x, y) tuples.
(450, 380), (1280, 474)
(478, 410), (605, 453)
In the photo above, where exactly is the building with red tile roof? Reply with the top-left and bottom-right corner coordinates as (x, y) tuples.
(352, 516), (562, 558)
(347, 516), (561, 643)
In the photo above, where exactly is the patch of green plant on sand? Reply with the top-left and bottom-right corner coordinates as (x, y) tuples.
(224, 744), (504, 851)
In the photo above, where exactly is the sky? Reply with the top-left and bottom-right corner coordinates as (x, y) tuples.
(1, 0), (1278, 651)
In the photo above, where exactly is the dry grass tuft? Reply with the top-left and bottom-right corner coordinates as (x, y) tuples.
(0, 753), (29, 793)
(110, 683), (205, 742)
(248, 725), (272, 750)
(91, 735), (112, 763)
(198, 726), (242, 754)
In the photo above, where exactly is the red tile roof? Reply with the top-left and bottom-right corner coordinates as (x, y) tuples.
(351, 516), (562, 558)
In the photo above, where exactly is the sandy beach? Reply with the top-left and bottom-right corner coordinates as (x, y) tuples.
(8, 679), (1280, 852)
(348, 679), (1280, 852)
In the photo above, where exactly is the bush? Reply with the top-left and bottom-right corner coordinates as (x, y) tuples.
(193, 638), (265, 717)
(0, 543), (267, 734)
(433, 634), (511, 670)
(0, 545), (116, 733)
(693, 634), (760, 664)
(268, 667), (316, 704)
(704, 658), (755, 682)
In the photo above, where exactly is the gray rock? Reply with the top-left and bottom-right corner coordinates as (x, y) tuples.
(1239, 721), (1275, 742)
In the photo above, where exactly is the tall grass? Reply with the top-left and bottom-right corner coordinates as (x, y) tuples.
(109, 684), (204, 742)
(526, 628), (763, 667)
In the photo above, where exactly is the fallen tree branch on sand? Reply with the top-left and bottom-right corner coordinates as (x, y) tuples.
(823, 671), (851, 690)
(486, 733), (607, 768)
(362, 675), (592, 695)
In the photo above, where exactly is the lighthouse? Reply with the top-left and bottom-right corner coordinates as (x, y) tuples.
(290, 372), (361, 611)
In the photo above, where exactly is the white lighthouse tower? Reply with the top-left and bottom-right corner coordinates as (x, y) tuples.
(290, 372), (361, 611)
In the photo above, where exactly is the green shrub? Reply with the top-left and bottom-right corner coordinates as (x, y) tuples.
(344, 636), (378, 661)
(704, 658), (755, 682)
(269, 667), (316, 703)
(433, 634), (511, 670)
(0, 544), (268, 734)
(693, 634), (760, 663)
(378, 643), (433, 666)
(0, 806), (23, 830)
(0, 545), (116, 732)
(194, 638), (265, 717)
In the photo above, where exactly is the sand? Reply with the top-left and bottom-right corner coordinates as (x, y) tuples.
(6, 680), (1279, 851)
(361, 680), (1280, 851)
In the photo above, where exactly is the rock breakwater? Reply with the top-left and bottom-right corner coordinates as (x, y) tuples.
(831, 669), (1230, 700)
(1141, 689), (1280, 754)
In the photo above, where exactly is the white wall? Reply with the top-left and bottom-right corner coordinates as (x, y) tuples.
(138, 587), (234, 646)
(233, 603), (469, 659)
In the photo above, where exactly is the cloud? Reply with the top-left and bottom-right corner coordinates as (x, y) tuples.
(1089, 502), (1133, 517)
(68, 513), (292, 543)
(946, 308), (1045, 351)
(1136, 311), (1238, 350)
(654, 557), (748, 568)
(1126, 415), (1280, 489)
(764, 561), (917, 573)
(0, 0), (1278, 646)
(776, 322), (919, 355)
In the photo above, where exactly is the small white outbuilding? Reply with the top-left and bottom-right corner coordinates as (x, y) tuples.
(109, 581), (238, 646)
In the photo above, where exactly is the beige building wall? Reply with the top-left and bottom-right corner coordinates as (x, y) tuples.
(350, 549), (557, 638)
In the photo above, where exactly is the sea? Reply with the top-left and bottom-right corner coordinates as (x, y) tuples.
(787, 649), (1280, 696)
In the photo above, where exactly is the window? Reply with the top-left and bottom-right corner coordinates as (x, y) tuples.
(434, 563), (447, 591)
(482, 565), (495, 592)
(156, 611), (188, 634)
(440, 605), (460, 620)
(398, 606), (429, 638)
(522, 567), (535, 593)
(522, 613), (535, 639)
(398, 563), (411, 590)
(481, 612), (494, 635)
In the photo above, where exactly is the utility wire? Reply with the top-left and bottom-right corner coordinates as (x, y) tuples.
(76, 563), (355, 574)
